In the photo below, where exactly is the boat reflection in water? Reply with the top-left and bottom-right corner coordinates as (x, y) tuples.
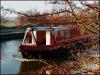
(18, 61), (47, 74)
(16, 51), (69, 75)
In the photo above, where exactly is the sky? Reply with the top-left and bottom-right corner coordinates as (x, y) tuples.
(1, 1), (52, 17)
(1, 1), (97, 18)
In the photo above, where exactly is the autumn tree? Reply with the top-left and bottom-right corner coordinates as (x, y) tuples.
(49, 0), (99, 34)
(1, 0), (99, 34)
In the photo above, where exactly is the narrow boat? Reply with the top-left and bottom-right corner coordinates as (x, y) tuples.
(19, 25), (94, 59)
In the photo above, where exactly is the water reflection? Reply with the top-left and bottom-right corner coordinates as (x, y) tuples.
(1, 39), (22, 74)
(18, 61), (46, 74)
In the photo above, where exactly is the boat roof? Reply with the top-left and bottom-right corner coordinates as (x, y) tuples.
(31, 25), (77, 31)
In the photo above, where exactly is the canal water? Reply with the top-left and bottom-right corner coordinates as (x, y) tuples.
(1, 39), (22, 74)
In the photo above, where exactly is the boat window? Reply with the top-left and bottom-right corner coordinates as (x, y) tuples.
(61, 30), (65, 37)
(52, 30), (58, 41)
(56, 30), (61, 41)
(65, 30), (70, 39)
(53, 30), (57, 39)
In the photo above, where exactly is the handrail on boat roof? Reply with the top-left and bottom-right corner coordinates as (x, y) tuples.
(30, 25), (76, 31)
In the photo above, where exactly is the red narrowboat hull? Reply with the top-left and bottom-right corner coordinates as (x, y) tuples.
(20, 45), (61, 52)
(19, 45), (70, 59)
(19, 34), (94, 59)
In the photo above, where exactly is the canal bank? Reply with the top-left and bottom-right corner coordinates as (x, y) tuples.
(0, 29), (25, 40)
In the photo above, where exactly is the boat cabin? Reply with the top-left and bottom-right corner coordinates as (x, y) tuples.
(19, 25), (95, 58)
(21, 25), (81, 46)
(22, 27), (51, 46)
